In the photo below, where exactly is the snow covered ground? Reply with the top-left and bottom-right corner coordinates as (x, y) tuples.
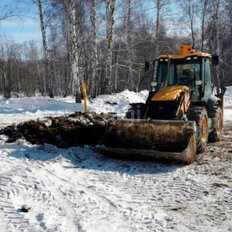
(0, 90), (148, 128)
(0, 89), (231, 232)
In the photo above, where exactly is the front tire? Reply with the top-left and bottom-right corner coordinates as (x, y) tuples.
(208, 107), (222, 142)
(187, 107), (209, 153)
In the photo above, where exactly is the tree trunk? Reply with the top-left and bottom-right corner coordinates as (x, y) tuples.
(155, 0), (161, 57)
(90, 0), (98, 97)
(114, 43), (121, 92)
(188, 0), (195, 47)
(179, 0), (196, 48)
(37, 0), (53, 98)
(69, 0), (81, 103)
(126, 0), (133, 90)
(105, 0), (116, 94)
(201, 0), (208, 52)
(65, 19), (72, 97)
(212, 0), (222, 92)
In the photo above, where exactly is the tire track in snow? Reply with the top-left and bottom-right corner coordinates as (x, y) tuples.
(0, 127), (231, 232)
(37, 165), (133, 232)
(38, 177), (79, 232)
(0, 157), (78, 232)
(61, 155), (232, 232)
(0, 168), (40, 232)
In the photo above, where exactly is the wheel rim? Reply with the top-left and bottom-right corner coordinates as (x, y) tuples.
(216, 114), (222, 134)
(201, 117), (207, 143)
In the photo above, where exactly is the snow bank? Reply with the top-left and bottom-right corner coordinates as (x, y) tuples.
(0, 87), (231, 127)
(89, 90), (149, 115)
(0, 96), (79, 127)
(0, 90), (149, 127)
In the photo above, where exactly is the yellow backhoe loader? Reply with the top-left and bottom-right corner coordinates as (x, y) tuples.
(96, 45), (225, 164)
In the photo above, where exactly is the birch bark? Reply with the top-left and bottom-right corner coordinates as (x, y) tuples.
(188, 0), (195, 47)
(105, 0), (116, 94)
(201, 0), (208, 52)
(155, 0), (161, 57)
(90, 0), (98, 97)
(126, 0), (133, 90)
(179, 0), (196, 48)
(69, 0), (81, 103)
(37, 0), (53, 97)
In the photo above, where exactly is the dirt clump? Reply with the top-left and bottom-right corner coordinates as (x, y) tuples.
(0, 112), (115, 148)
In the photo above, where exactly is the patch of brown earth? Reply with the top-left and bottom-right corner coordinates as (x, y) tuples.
(0, 112), (115, 148)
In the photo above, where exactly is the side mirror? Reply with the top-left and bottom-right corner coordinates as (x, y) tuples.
(145, 61), (150, 72)
(212, 55), (219, 66)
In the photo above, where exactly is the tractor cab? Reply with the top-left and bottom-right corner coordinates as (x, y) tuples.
(153, 45), (217, 101)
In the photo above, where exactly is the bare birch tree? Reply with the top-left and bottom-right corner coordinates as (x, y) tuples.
(0, 3), (22, 98)
(105, 0), (116, 93)
(37, 0), (53, 97)
(210, 0), (223, 91)
(90, 0), (98, 97)
(155, 0), (161, 56)
(200, 0), (209, 51)
(126, 0), (133, 90)
(0, 45), (8, 98)
(179, 0), (197, 47)
(69, 0), (82, 103)
(154, 0), (170, 56)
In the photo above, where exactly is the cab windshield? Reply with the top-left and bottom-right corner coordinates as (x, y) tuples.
(155, 58), (201, 90)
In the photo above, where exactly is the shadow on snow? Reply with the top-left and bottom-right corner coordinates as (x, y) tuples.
(5, 141), (184, 176)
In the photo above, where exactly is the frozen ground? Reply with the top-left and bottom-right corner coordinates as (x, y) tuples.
(0, 89), (231, 232)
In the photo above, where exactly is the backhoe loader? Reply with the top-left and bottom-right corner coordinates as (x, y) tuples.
(96, 45), (225, 164)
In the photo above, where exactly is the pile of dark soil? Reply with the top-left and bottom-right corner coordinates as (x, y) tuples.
(0, 112), (115, 148)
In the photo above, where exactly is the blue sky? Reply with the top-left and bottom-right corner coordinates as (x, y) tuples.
(0, 0), (41, 43)
(0, 18), (41, 43)
(0, 0), (157, 44)
(0, 0), (180, 44)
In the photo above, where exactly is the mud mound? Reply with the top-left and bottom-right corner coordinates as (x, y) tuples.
(0, 112), (115, 148)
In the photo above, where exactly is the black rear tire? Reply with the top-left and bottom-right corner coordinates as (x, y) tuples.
(187, 107), (209, 153)
(208, 107), (222, 142)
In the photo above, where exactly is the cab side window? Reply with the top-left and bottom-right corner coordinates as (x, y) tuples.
(204, 58), (212, 98)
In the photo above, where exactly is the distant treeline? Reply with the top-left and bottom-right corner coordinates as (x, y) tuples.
(0, 0), (231, 99)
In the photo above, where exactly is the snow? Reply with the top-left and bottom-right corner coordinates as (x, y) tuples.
(89, 90), (149, 115)
(0, 90), (149, 128)
(225, 86), (232, 122)
(0, 87), (231, 128)
(0, 90), (231, 232)
(225, 86), (232, 107)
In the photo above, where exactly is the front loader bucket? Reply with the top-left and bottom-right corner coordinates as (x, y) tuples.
(96, 119), (197, 164)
